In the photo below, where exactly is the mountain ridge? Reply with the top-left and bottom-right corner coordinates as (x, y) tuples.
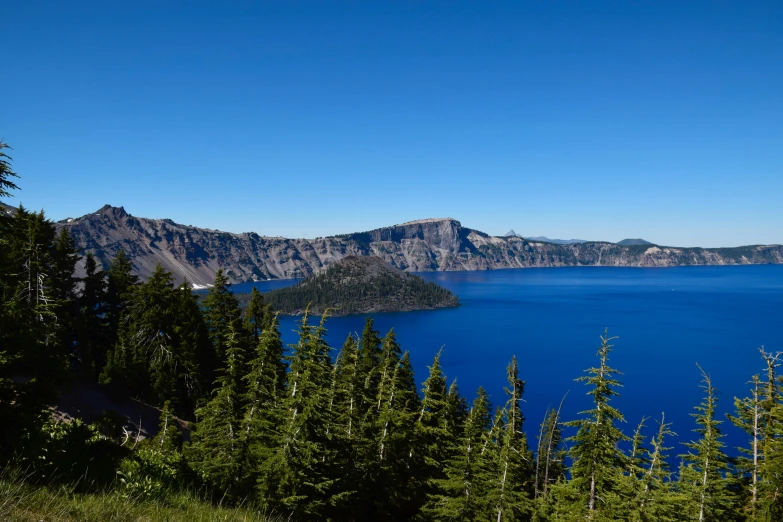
(54, 205), (783, 285)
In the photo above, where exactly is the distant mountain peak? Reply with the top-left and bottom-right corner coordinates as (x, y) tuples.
(504, 229), (521, 237)
(617, 238), (653, 246)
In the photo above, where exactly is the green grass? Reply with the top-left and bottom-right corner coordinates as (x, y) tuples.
(0, 470), (285, 522)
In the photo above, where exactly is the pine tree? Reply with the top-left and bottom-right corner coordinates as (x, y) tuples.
(153, 400), (183, 453)
(187, 318), (247, 495)
(105, 249), (138, 346)
(202, 269), (243, 388)
(563, 331), (630, 520)
(170, 278), (211, 413)
(257, 311), (339, 520)
(417, 349), (457, 517)
(632, 413), (679, 521)
(756, 349), (783, 520)
(243, 287), (268, 343)
(482, 356), (534, 522)
(0, 141), (20, 198)
(76, 252), (108, 378)
(679, 365), (736, 522)
(729, 374), (764, 520)
(432, 386), (494, 521)
(234, 314), (286, 497)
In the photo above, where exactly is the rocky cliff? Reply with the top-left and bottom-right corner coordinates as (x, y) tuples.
(55, 205), (783, 285)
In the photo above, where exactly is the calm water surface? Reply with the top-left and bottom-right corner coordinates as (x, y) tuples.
(232, 265), (783, 456)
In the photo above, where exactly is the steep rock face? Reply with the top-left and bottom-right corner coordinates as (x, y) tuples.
(56, 205), (783, 285)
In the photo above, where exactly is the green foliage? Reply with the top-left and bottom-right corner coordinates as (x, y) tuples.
(2, 157), (782, 520)
(264, 257), (459, 315)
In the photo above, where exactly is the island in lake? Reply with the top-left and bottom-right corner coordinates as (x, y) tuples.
(263, 256), (459, 316)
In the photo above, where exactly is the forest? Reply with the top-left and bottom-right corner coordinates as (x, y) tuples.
(3, 140), (783, 522)
(261, 255), (459, 315)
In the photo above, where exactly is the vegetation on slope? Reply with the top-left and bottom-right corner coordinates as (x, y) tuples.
(263, 255), (459, 315)
(5, 140), (783, 521)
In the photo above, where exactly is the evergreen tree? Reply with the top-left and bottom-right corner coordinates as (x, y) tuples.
(187, 318), (248, 495)
(679, 365), (736, 522)
(0, 141), (20, 198)
(105, 249), (138, 346)
(631, 413), (679, 522)
(243, 287), (268, 343)
(234, 314), (286, 497)
(563, 331), (630, 520)
(102, 264), (204, 411)
(202, 269), (243, 387)
(257, 312), (339, 520)
(432, 386), (494, 521)
(153, 400), (183, 453)
(76, 252), (108, 378)
(417, 349), (457, 517)
(170, 278), (211, 413)
(483, 356), (534, 522)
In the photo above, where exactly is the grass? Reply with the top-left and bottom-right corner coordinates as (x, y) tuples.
(0, 469), (287, 522)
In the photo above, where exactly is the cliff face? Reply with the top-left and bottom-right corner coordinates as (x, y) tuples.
(56, 205), (783, 285)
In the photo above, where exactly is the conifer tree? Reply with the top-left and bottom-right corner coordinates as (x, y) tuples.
(417, 349), (457, 517)
(105, 249), (138, 346)
(170, 278), (211, 412)
(679, 365), (736, 522)
(153, 400), (183, 453)
(564, 331), (630, 520)
(257, 311), (339, 520)
(432, 386), (494, 521)
(243, 287), (268, 343)
(483, 356), (534, 522)
(631, 413), (679, 521)
(77, 252), (108, 378)
(729, 374), (764, 519)
(202, 269), (243, 387)
(0, 141), (19, 198)
(234, 314), (286, 497)
(187, 318), (248, 495)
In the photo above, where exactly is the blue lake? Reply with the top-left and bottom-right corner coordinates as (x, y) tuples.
(231, 265), (783, 457)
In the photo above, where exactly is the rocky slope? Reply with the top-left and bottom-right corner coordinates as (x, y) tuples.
(55, 205), (783, 285)
(264, 256), (459, 316)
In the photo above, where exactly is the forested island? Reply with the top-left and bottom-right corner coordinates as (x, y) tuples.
(5, 140), (783, 521)
(261, 255), (459, 316)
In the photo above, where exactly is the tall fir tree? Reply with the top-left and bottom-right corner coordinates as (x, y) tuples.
(679, 365), (736, 522)
(563, 331), (630, 521)
(234, 314), (286, 498)
(187, 318), (248, 495)
(202, 269), (243, 389)
(257, 311), (339, 520)
(482, 356), (534, 522)
(76, 252), (108, 378)
(105, 249), (138, 347)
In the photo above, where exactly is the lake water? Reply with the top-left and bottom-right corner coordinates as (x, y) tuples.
(231, 265), (783, 457)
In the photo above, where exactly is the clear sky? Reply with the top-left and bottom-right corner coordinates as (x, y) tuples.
(4, 1), (782, 247)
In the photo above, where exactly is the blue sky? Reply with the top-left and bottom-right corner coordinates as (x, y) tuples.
(4, 1), (782, 246)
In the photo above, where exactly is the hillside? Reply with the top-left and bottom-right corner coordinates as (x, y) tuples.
(618, 238), (653, 246)
(264, 256), (459, 316)
(54, 205), (783, 285)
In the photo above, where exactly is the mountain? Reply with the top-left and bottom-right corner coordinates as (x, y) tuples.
(526, 236), (589, 245)
(264, 255), (459, 316)
(1, 201), (17, 217)
(54, 205), (783, 285)
(504, 229), (521, 237)
(617, 238), (653, 246)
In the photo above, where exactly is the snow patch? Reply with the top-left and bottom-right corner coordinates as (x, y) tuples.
(191, 283), (214, 290)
